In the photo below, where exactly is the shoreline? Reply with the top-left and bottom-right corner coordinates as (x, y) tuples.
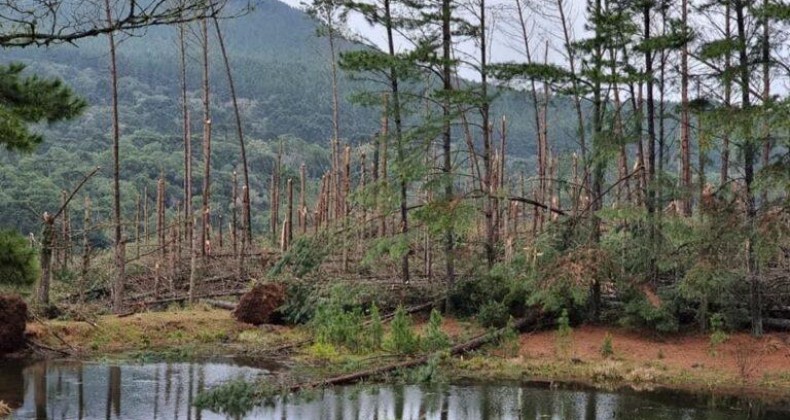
(16, 308), (790, 404)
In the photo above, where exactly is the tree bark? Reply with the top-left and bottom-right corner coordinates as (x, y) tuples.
(212, 13), (251, 242)
(200, 14), (213, 258)
(104, 0), (124, 313)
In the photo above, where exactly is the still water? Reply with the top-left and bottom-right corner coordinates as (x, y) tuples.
(0, 360), (787, 419)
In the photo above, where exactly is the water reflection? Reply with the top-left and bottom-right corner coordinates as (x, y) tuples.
(0, 360), (268, 419)
(0, 360), (787, 419)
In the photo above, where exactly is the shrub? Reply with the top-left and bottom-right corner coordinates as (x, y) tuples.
(367, 302), (384, 350)
(0, 230), (39, 287)
(618, 286), (679, 333)
(600, 332), (614, 358)
(477, 301), (510, 329)
(554, 309), (573, 359)
(306, 342), (339, 362)
(385, 305), (420, 355)
(447, 276), (507, 317)
(423, 309), (450, 352)
(499, 316), (520, 358)
(311, 301), (363, 351)
(709, 313), (728, 355)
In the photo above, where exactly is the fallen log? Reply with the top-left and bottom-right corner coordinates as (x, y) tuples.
(764, 317), (790, 330)
(204, 299), (237, 310)
(285, 311), (539, 393)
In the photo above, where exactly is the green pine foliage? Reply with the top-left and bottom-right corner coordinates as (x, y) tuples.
(422, 309), (450, 352)
(311, 300), (364, 351)
(367, 302), (384, 350)
(385, 305), (420, 355)
(600, 333), (614, 358)
(0, 229), (39, 287)
(0, 63), (86, 152)
(554, 309), (573, 359)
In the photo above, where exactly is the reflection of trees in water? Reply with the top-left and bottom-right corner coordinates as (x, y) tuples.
(3, 362), (776, 419)
(0, 360), (25, 409)
(105, 366), (121, 418)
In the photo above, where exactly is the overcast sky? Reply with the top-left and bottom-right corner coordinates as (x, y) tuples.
(279, 0), (590, 80)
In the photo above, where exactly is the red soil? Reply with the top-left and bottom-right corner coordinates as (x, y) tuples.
(518, 324), (790, 379)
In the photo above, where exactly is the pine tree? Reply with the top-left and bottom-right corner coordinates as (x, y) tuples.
(0, 64), (85, 151)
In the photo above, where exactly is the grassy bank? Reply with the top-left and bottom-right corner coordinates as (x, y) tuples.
(26, 306), (309, 361)
(27, 309), (790, 400)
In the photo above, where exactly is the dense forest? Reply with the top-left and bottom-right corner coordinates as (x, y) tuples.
(0, 0), (788, 382)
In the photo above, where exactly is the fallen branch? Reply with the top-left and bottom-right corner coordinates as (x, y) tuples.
(27, 339), (72, 356)
(203, 299), (236, 310)
(31, 314), (78, 354)
(764, 318), (790, 330)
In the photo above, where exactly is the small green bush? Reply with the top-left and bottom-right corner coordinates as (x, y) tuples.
(709, 313), (729, 355)
(554, 309), (573, 359)
(385, 305), (420, 355)
(423, 309), (450, 352)
(499, 316), (520, 357)
(367, 302), (384, 350)
(600, 332), (614, 358)
(477, 301), (510, 329)
(311, 301), (363, 351)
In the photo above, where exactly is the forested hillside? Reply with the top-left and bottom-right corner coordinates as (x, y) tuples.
(0, 0), (581, 236)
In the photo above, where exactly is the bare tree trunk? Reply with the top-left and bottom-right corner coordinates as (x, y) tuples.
(554, 0), (588, 191)
(211, 13), (251, 242)
(381, 0), (410, 283)
(104, 0), (124, 313)
(157, 175), (166, 258)
(143, 185), (149, 244)
(514, 0), (546, 233)
(327, 15), (341, 145)
(188, 215), (197, 305)
(79, 196), (92, 304)
(200, 15), (213, 258)
(760, 0), (771, 204)
(36, 215), (55, 307)
(299, 163), (306, 234)
(379, 96), (389, 238)
(680, 0), (691, 216)
(286, 178), (294, 251)
(232, 171), (238, 257)
(270, 145), (282, 244)
(479, 0), (494, 269)
(441, 0), (454, 286)
(735, 0), (761, 336)
(179, 22), (192, 249)
(721, 4), (731, 185)
(644, 1), (658, 282)
(342, 145), (350, 271)
(60, 190), (71, 269)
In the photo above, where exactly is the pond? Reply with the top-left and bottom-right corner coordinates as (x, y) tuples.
(0, 359), (787, 419)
